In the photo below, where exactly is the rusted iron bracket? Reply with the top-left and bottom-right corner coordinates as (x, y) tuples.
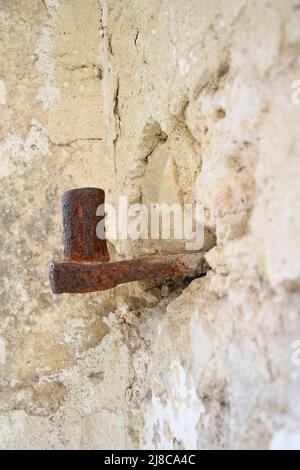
(48, 188), (208, 294)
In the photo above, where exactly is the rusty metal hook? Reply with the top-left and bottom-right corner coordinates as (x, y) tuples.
(48, 188), (208, 294)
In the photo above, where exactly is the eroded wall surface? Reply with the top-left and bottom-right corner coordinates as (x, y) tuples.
(1, 0), (300, 449)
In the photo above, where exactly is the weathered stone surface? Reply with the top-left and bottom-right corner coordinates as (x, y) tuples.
(1, 0), (300, 450)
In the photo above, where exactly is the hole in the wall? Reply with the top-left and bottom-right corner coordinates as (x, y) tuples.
(215, 107), (226, 119)
(96, 67), (103, 80)
(217, 61), (230, 80)
(173, 273), (208, 288)
(155, 270), (209, 298)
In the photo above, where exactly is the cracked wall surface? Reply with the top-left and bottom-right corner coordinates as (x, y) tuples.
(1, 0), (300, 449)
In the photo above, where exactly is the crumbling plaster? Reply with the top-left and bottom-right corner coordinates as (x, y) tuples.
(0, 0), (300, 449)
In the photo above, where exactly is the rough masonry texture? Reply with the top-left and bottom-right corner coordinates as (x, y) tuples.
(0, 0), (300, 449)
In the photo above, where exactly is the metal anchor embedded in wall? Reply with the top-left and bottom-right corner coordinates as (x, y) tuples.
(48, 188), (209, 294)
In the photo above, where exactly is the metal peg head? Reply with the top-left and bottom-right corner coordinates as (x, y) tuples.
(62, 187), (109, 262)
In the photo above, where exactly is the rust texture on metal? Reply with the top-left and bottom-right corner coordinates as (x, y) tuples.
(49, 187), (209, 294)
(62, 187), (109, 262)
(49, 253), (208, 294)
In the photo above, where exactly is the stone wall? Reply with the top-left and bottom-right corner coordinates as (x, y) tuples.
(0, 0), (300, 449)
